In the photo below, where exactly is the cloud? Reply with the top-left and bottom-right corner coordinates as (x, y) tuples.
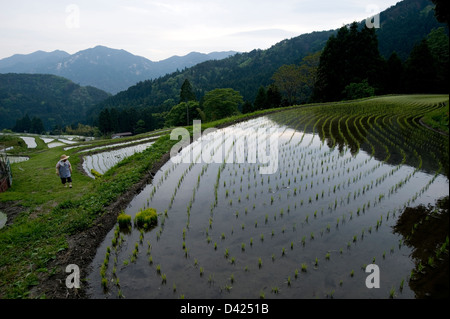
(0, 0), (401, 61)
(230, 29), (300, 39)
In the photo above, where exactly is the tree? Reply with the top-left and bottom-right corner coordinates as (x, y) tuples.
(203, 88), (243, 122)
(385, 52), (404, 94)
(98, 108), (112, 134)
(404, 39), (437, 93)
(300, 52), (321, 87)
(272, 64), (303, 105)
(30, 116), (45, 134)
(266, 84), (282, 108)
(179, 79), (197, 103)
(109, 108), (119, 133)
(254, 86), (268, 110)
(426, 27), (449, 92)
(312, 23), (384, 102)
(343, 80), (375, 100)
(431, 0), (449, 28)
(165, 101), (201, 127)
(242, 101), (254, 114)
(13, 114), (32, 133)
(298, 51), (321, 103)
(134, 119), (146, 135)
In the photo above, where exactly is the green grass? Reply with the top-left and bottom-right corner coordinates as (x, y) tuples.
(421, 100), (449, 134)
(0, 134), (177, 298)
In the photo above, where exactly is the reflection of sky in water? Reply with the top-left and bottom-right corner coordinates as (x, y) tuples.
(87, 116), (448, 299)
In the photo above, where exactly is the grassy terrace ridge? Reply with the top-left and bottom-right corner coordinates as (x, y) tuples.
(0, 94), (448, 299)
(420, 100), (449, 135)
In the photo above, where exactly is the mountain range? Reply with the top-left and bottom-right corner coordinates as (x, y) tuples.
(0, 0), (447, 132)
(0, 47), (237, 94)
(94, 0), (446, 113)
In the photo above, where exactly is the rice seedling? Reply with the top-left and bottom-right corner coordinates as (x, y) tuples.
(101, 277), (108, 290)
(117, 211), (132, 230)
(134, 208), (158, 230)
(389, 287), (396, 299)
(301, 263), (308, 272)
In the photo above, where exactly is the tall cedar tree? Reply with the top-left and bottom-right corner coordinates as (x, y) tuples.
(254, 86), (269, 110)
(266, 84), (282, 108)
(179, 79), (197, 103)
(242, 101), (254, 114)
(404, 39), (438, 93)
(386, 52), (404, 94)
(313, 22), (384, 102)
(431, 0), (449, 28)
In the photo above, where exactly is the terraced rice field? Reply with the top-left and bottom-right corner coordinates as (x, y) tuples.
(87, 95), (448, 299)
(82, 141), (156, 178)
(19, 136), (37, 149)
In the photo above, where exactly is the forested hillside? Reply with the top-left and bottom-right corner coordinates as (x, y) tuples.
(0, 74), (110, 131)
(89, 0), (446, 121)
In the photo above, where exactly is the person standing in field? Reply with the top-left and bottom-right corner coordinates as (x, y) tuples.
(56, 154), (72, 188)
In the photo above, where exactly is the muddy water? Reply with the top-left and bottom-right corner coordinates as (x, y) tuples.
(86, 117), (448, 299)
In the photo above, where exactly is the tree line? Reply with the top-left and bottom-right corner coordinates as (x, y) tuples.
(12, 114), (45, 134)
(312, 23), (448, 102)
(93, 0), (450, 136)
(96, 21), (448, 135)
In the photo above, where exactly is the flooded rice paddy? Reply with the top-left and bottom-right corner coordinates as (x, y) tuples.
(87, 96), (449, 299)
(82, 141), (155, 178)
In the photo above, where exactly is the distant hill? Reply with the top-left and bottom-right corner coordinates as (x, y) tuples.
(91, 0), (446, 117)
(0, 47), (237, 94)
(0, 73), (110, 130)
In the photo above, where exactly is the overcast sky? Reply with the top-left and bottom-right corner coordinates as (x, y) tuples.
(0, 0), (401, 61)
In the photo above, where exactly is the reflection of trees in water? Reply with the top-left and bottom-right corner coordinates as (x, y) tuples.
(393, 196), (449, 299)
(268, 103), (448, 177)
